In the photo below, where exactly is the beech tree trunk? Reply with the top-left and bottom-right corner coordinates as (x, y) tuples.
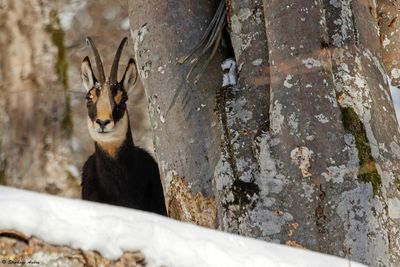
(128, 0), (224, 227)
(129, 0), (400, 266)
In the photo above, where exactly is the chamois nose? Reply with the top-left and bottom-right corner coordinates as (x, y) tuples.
(96, 119), (111, 129)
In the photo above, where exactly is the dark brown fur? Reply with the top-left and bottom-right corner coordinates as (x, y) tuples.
(81, 37), (167, 215)
(82, 126), (167, 215)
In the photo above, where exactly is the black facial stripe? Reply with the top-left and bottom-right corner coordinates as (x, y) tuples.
(85, 84), (128, 124)
(111, 86), (127, 122)
(112, 92), (128, 123)
(86, 89), (97, 121)
(109, 89), (116, 110)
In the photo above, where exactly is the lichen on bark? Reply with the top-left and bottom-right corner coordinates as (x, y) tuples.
(216, 86), (260, 210)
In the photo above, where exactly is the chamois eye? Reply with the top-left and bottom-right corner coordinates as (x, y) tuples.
(86, 94), (93, 102)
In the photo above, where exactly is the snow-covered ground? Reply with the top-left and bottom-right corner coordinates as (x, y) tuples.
(391, 86), (400, 125)
(0, 186), (366, 267)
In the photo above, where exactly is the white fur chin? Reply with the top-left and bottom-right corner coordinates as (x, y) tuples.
(87, 112), (128, 143)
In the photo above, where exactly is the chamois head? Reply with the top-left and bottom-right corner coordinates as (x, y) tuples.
(81, 37), (137, 144)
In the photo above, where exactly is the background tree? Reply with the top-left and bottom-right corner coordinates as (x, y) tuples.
(129, 0), (400, 266)
(0, 0), (152, 198)
(0, 0), (78, 196)
(129, 0), (225, 227)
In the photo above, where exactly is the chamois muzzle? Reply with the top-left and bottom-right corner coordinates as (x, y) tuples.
(96, 119), (111, 131)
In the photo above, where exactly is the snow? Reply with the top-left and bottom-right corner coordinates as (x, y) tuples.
(120, 17), (130, 30)
(221, 58), (237, 87)
(391, 86), (400, 125)
(58, 0), (87, 30)
(284, 74), (294, 88)
(0, 186), (367, 267)
(384, 73), (400, 126)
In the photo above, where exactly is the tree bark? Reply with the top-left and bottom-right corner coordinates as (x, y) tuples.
(378, 0), (400, 85)
(129, 0), (400, 265)
(323, 0), (400, 264)
(128, 0), (223, 227)
(214, 0), (271, 235)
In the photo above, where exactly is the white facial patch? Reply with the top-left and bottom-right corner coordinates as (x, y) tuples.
(96, 86), (114, 124)
(87, 111), (128, 143)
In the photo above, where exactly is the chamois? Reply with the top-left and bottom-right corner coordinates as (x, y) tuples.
(81, 37), (167, 216)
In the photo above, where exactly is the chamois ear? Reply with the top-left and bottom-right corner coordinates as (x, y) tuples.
(121, 58), (138, 92)
(81, 56), (96, 91)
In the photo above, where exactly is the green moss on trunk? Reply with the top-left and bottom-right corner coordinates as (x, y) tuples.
(62, 94), (73, 138)
(47, 11), (68, 89)
(46, 11), (73, 137)
(341, 107), (381, 195)
(0, 151), (6, 185)
(0, 170), (5, 185)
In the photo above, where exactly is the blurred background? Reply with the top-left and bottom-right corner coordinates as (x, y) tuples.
(0, 0), (153, 198)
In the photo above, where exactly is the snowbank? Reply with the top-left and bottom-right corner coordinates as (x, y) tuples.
(0, 186), (366, 267)
(390, 86), (400, 125)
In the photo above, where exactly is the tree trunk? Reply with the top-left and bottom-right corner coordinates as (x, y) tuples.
(128, 0), (224, 227)
(214, 0), (271, 235)
(129, 0), (400, 265)
(258, 0), (400, 265)
(0, 0), (79, 197)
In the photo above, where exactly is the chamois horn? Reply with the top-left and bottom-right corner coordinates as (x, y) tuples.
(110, 37), (128, 85)
(86, 36), (106, 83)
